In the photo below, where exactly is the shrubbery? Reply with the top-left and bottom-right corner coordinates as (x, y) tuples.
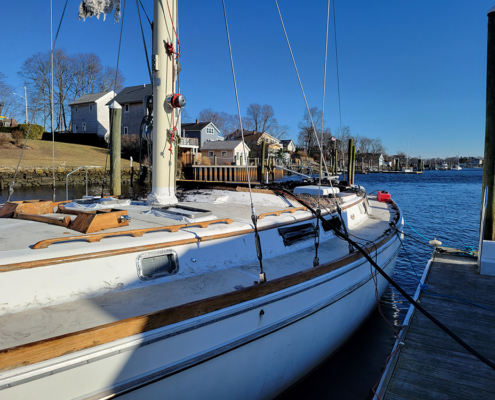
(0, 132), (11, 146)
(12, 130), (24, 146)
(0, 126), (13, 133)
(18, 124), (44, 140)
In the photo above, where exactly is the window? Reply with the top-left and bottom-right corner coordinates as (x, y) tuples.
(208, 151), (214, 157)
(124, 126), (128, 135)
(82, 123), (86, 131)
(206, 127), (214, 134)
(89, 104), (93, 111)
(125, 104), (129, 112)
(221, 151), (227, 157)
(73, 124), (77, 132)
(75, 105), (78, 112)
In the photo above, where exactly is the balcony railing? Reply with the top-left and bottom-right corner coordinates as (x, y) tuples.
(179, 137), (199, 147)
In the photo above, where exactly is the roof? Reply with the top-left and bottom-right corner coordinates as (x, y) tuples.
(227, 130), (279, 143)
(280, 139), (294, 145)
(107, 84), (152, 105)
(182, 122), (212, 131)
(200, 140), (249, 151)
(69, 92), (113, 106)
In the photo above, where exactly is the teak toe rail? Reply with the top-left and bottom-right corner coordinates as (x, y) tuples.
(257, 207), (307, 219)
(0, 224), (399, 373)
(32, 218), (235, 249)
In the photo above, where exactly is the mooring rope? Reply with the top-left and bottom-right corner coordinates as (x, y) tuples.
(287, 192), (495, 370)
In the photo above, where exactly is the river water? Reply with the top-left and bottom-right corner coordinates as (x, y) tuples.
(0, 169), (483, 399)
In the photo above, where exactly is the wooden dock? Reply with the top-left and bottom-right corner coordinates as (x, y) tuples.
(375, 252), (495, 400)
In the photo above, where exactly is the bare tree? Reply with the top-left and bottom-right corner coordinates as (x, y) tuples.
(370, 138), (385, 155)
(0, 72), (22, 120)
(19, 50), (125, 132)
(298, 107), (325, 155)
(245, 103), (287, 139)
(180, 108), (192, 123)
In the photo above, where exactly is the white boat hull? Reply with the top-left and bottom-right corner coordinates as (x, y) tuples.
(1, 232), (400, 400)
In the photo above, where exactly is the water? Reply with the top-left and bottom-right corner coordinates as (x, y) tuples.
(281, 169), (483, 399)
(0, 169), (483, 398)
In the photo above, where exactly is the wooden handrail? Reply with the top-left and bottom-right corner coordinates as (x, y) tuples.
(257, 207), (307, 219)
(0, 227), (397, 373)
(32, 218), (234, 249)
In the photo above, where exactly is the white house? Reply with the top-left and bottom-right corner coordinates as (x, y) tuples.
(200, 140), (251, 165)
(280, 139), (296, 152)
(69, 91), (115, 138)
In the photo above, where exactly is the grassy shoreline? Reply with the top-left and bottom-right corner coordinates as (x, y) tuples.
(0, 140), (139, 168)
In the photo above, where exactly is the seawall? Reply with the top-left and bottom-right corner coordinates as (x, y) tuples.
(0, 166), (138, 189)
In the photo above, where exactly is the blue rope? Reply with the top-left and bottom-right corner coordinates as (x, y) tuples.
(404, 218), (430, 243)
(396, 233), (495, 313)
(404, 218), (476, 256)
(396, 232), (421, 281)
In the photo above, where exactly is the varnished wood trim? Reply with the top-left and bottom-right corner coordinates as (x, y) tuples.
(0, 200), (71, 219)
(258, 207), (307, 219)
(15, 213), (71, 228)
(0, 228), (398, 373)
(0, 198), (374, 271)
(32, 218), (235, 249)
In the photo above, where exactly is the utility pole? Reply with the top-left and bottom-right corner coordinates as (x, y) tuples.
(24, 87), (28, 124)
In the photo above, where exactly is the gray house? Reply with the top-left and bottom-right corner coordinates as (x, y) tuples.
(108, 84), (152, 136)
(182, 119), (221, 146)
(69, 91), (115, 137)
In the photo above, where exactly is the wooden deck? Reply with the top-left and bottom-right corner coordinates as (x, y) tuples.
(375, 252), (495, 400)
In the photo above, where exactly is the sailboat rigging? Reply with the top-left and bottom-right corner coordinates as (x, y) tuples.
(0, 1), (405, 398)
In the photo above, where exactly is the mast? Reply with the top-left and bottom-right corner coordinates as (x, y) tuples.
(406, 137), (409, 169)
(147, 0), (180, 206)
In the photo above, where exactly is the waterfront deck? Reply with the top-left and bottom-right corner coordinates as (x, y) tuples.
(375, 252), (495, 400)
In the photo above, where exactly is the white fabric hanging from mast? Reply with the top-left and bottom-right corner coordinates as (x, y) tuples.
(78, 0), (121, 22)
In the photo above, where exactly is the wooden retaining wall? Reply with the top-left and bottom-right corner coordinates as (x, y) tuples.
(184, 165), (283, 183)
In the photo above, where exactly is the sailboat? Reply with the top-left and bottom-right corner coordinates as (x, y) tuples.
(0, 1), (403, 398)
(402, 138), (413, 173)
(453, 152), (462, 170)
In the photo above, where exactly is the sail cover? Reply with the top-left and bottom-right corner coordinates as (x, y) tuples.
(78, 0), (121, 22)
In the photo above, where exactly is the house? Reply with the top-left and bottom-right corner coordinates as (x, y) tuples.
(200, 140), (251, 165)
(108, 84), (153, 136)
(280, 139), (296, 152)
(0, 117), (18, 128)
(182, 119), (221, 146)
(69, 91), (115, 137)
(225, 130), (281, 152)
(356, 152), (385, 168)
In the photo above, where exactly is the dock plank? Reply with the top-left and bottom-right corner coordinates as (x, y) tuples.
(376, 253), (495, 400)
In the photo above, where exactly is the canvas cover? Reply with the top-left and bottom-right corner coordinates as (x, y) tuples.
(78, 0), (121, 22)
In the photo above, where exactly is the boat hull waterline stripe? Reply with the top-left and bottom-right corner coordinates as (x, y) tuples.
(1, 241), (400, 393)
(0, 215), (399, 373)
(92, 248), (399, 399)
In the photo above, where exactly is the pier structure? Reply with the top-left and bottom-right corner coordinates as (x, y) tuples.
(375, 252), (495, 399)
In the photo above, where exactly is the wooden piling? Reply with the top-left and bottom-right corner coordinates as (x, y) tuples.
(109, 101), (122, 196)
(483, 7), (495, 239)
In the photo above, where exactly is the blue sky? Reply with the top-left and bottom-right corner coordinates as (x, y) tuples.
(1, 0), (494, 158)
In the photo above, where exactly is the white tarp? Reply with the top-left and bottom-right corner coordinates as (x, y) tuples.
(64, 199), (131, 210)
(78, 0), (121, 22)
(142, 209), (218, 224)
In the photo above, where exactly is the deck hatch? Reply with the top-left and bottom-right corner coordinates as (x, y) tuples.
(137, 249), (179, 280)
(278, 223), (316, 246)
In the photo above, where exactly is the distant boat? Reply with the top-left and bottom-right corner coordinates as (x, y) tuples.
(440, 162), (449, 171)
(453, 152), (462, 170)
(403, 137), (413, 172)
